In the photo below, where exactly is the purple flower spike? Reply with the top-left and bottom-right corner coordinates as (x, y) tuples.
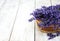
(47, 32), (60, 40)
(29, 4), (60, 29)
(29, 4), (60, 40)
(47, 33), (57, 40)
(29, 17), (35, 22)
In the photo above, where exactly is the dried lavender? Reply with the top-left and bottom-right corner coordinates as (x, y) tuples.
(47, 32), (60, 40)
(29, 5), (60, 28)
(47, 33), (56, 40)
(29, 5), (60, 39)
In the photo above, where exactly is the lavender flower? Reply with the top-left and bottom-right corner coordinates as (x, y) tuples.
(29, 4), (60, 40)
(29, 4), (60, 29)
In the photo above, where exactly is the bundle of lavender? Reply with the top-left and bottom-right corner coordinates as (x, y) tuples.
(29, 5), (60, 39)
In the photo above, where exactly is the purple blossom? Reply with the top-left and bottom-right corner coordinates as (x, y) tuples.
(47, 32), (60, 40)
(47, 33), (56, 40)
(29, 4), (60, 40)
(29, 4), (60, 29)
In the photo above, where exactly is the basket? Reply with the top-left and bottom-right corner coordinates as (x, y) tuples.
(36, 20), (60, 33)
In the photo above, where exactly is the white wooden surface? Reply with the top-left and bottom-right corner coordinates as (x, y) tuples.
(0, 0), (60, 41)
(0, 0), (34, 41)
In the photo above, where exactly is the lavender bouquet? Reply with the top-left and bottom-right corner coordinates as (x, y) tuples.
(29, 5), (60, 39)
